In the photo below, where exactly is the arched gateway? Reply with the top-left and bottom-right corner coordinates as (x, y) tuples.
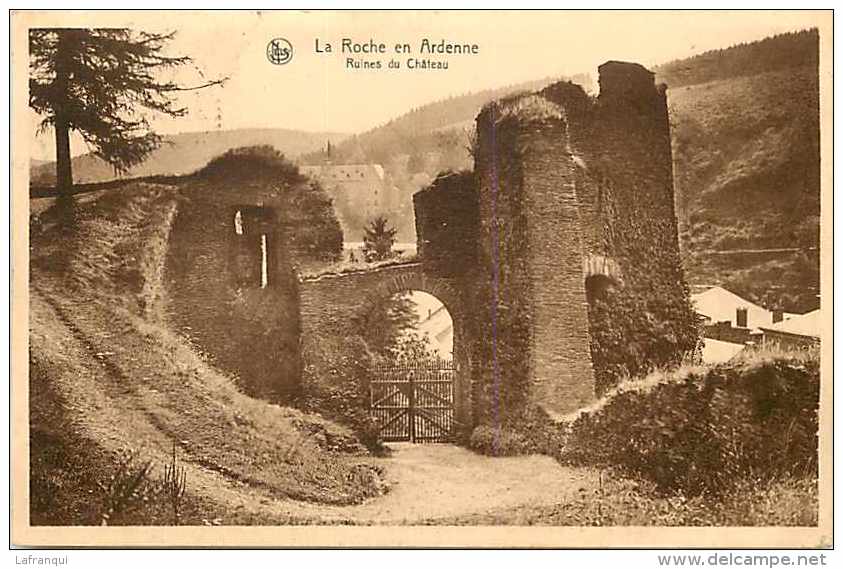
(299, 262), (473, 435)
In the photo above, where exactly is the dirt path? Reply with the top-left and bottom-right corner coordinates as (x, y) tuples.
(252, 443), (598, 524)
(30, 286), (597, 525)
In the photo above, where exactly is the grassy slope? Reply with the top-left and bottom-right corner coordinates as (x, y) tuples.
(29, 183), (385, 525)
(662, 33), (820, 312)
(669, 66), (819, 251)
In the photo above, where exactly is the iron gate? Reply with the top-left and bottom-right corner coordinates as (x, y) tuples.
(369, 358), (455, 442)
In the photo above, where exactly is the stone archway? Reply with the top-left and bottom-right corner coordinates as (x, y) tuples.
(358, 265), (464, 329)
(358, 268), (470, 438)
(298, 262), (472, 436)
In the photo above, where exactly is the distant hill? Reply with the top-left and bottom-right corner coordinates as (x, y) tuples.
(299, 74), (594, 240)
(31, 128), (347, 185)
(305, 74), (593, 168)
(655, 29), (818, 89)
(658, 29), (820, 312)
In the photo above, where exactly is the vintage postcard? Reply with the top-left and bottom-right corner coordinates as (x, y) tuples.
(10, 9), (833, 548)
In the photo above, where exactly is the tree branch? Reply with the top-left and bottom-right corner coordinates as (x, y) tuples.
(159, 77), (229, 92)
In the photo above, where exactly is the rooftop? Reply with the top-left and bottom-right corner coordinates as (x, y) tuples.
(760, 309), (821, 339)
(691, 286), (773, 329)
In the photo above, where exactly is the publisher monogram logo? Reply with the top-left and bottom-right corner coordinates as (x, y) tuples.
(267, 38), (293, 65)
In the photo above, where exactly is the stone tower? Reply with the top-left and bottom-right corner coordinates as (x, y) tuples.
(471, 61), (692, 419)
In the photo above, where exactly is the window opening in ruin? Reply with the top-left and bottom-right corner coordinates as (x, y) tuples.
(232, 205), (275, 289)
(586, 274), (615, 304)
(234, 209), (243, 235)
(260, 234), (269, 288)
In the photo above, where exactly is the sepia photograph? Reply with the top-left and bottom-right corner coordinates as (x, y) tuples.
(9, 8), (833, 548)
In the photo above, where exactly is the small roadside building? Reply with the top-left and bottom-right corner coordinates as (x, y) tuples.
(758, 309), (821, 350)
(691, 286), (774, 329)
(691, 286), (778, 363)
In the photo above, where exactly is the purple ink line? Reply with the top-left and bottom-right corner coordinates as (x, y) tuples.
(489, 108), (502, 455)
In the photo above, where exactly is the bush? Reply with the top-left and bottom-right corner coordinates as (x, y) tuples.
(299, 335), (386, 454)
(560, 350), (818, 496)
(197, 145), (303, 182)
(468, 425), (536, 457)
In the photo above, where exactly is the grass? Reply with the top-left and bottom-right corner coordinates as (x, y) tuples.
(29, 182), (387, 525)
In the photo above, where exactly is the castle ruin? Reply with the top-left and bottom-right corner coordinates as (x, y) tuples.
(300, 60), (698, 429)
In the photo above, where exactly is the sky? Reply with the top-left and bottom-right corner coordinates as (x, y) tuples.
(24, 10), (826, 160)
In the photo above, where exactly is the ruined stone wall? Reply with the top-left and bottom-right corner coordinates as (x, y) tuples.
(165, 181), (302, 401)
(521, 120), (596, 416)
(474, 105), (531, 423)
(461, 60), (698, 421)
(163, 148), (343, 402)
(413, 170), (479, 277)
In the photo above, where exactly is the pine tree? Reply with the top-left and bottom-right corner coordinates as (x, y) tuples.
(362, 215), (397, 262)
(29, 28), (225, 202)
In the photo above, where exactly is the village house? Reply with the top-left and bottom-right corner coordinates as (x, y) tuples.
(692, 286), (775, 363)
(692, 286), (777, 331)
(690, 286), (817, 362)
(758, 309), (821, 349)
(417, 302), (454, 358)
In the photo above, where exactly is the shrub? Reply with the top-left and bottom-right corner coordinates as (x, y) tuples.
(197, 145), (303, 182)
(299, 335), (386, 454)
(468, 425), (536, 457)
(97, 449), (154, 526)
(560, 350), (818, 496)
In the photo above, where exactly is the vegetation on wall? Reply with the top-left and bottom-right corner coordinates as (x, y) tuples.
(470, 104), (537, 427)
(165, 146), (343, 401)
(413, 170), (479, 272)
(560, 349), (819, 498)
(582, 80), (701, 393)
(196, 146), (343, 266)
(587, 257), (701, 393)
